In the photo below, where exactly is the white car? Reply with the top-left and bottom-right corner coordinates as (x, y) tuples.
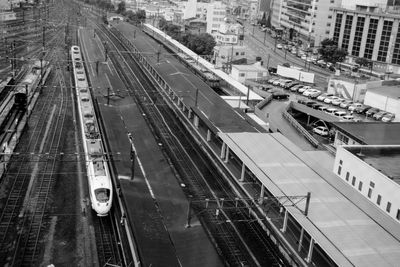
(324, 96), (340, 104)
(272, 79), (283, 85)
(326, 107), (338, 114)
(301, 54), (307, 60)
(348, 103), (363, 111)
(317, 93), (333, 102)
(298, 85), (312, 93)
(303, 89), (320, 97)
(334, 110), (347, 117)
(312, 126), (329, 136)
(342, 114), (355, 121)
(277, 43), (283, 49)
(332, 98), (346, 106)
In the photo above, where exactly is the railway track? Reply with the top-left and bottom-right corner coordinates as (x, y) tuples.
(93, 212), (122, 266)
(92, 22), (284, 266)
(0, 29), (70, 265)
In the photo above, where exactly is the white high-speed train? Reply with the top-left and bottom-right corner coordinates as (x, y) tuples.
(70, 45), (112, 216)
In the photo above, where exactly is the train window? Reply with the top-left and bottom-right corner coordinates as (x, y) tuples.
(75, 58), (81, 61)
(80, 89), (88, 93)
(95, 188), (110, 202)
(73, 47), (79, 50)
(77, 71), (84, 74)
(78, 78), (85, 81)
(82, 97), (90, 102)
(84, 113), (94, 118)
(73, 51), (79, 54)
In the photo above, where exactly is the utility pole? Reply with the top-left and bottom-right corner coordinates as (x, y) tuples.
(263, 30), (267, 44)
(42, 26), (46, 48)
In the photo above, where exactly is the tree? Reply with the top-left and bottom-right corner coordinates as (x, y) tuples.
(318, 38), (347, 63)
(185, 33), (216, 56)
(117, 1), (126, 14)
(158, 17), (168, 31)
(137, 9), (146, 23)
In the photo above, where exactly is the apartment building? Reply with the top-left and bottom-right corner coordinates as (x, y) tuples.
(206, 1), (227, 34)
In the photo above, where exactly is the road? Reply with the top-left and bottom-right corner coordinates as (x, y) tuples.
(242, 22), (332, 88)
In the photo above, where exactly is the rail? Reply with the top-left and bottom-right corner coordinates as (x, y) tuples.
(282, 102), (319, 148)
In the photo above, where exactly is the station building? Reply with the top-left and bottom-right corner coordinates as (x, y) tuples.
(331, 122), (400, 147)
(334, 145), (400, 222)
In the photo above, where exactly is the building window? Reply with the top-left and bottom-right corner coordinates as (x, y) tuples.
(370, 181), (375, 188)
(368, 188), (372, 198)
(352, 176), (356, 186)
(392, 30), (400, 64)
(377, 20), (393, 62)
(240, 52), (245, 55)
(339, 160), (343, 165)
(351, 16), (365, 57)
(364, 18), (379, 59)
(341, 15), (353, 51)
(239, 73), (245, 77)
(325, 30), (330, 34)
(328, 15), (332, 19)
(358, 181), (363, 191)
(397, 210), (400, 220)
(377, 195), (381, 205)
(345, 172), (350, 181)
(386, 202), (391, 213)
(236, 52), (239, 55)
(330, 0), (334, 2)
(338, 165), (342, 175)
(327, 23), (331, 27)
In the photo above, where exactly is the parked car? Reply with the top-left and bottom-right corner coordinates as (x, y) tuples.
(366, 107), (380, 117)
(298, 85), (312, 93)
(279, 79), (292, 87)
(272, 79), (283, 85)
(354, 105), (371, 114)
(324, 96), (341, 104)
(311, 103), (323, 109)
(261, 85), (275, 91)
(298, 99), (308, 105)
(277, 43), (283, 49)
(268, 77), (279, 84)
(303, 89), (320, 97)
(342, 114), (355, 121)
(317, 93), (334, 102)
(312, 126), (329, 136)
(326, 107), (338, 114)
(339, 100), (354, 109)
(334, 110), (347, 118)
(332, 98), (346, 106)
(318, 105), (329, 112)
(305, 101), (318, 107)
(285, 82), (299, 89)
(310, 91), (323, 99)
(348, 103), (363, 111)
(382, 113), (395, 122)
(272, 91), (290, 100)
(373, 111), (388, 120)
(290, 85), (303, 92)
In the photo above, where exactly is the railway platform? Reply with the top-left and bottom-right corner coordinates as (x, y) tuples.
(79, 29), (223, 267)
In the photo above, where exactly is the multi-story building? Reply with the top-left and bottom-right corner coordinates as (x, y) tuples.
(330, 6), (400, 73)
(206, 1), (227, 34)
(215, 22), (243, 45)
(271, 0), (341, 46)
(183, 0), (208, 20)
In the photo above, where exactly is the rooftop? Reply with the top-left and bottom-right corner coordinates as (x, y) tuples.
(219, 132), (400, 267)
(332, 122), (400, 145)
(333, 6), (400, 19)
(367, 80), (400, 99)
(232, 63), (267, 72)
(346, 146), (400, 183)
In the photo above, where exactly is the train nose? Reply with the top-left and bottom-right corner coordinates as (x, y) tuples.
(95, 202), (111, 216)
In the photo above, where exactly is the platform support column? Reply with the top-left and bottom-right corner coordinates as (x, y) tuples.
(307, 114), (310, 125)
(193, 115), (199, 128)
(224, 146), (229, 163)
(188, 109), (192, 119)
(258, 185), (265, 204)
(306, 238), (315, 263)
(206, 129), (211, 142)
(240, 163), (246, 182)
(298, 228), (304, 252)
(280, 209), (288, 233)
(220, 143), (226, 159)
(177, 97), (180, 106)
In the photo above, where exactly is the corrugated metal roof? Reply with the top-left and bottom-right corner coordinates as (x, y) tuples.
(219, 132), (400, 267)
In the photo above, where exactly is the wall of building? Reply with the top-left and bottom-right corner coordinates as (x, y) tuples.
(213, 45), (247, 68)
(327, 77), (367, 102)
(364, 91), (400, 120)
(231, 66), (268, 83)
(334, 146), (400, 222)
